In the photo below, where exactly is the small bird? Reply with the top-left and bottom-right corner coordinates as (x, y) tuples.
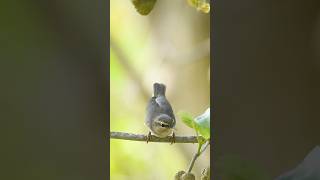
(145, 83), (176, 144)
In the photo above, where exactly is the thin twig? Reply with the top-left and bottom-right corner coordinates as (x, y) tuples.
(187, 140), (210, 173)
(110, 131), (200, 143)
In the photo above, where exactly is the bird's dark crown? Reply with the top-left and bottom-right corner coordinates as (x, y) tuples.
(154, 114), (175, 128)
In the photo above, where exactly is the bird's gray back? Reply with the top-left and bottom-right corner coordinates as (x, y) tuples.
(145, 96), (175, 125)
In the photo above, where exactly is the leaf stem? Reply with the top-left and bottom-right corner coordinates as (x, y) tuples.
(186, 140), (210, 173)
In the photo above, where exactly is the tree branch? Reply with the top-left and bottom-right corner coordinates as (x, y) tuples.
(110, 131), (200, 143)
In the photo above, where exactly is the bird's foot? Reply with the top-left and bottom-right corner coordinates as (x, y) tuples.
(170, 132), (175, 145)
(146, 131), (151, 143)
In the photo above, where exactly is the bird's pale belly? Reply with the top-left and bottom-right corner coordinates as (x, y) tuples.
(151, 127), (173, 138)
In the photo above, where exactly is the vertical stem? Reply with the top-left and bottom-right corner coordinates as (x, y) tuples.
(186, 141), (210, 173)
(187, 151), (200, 173)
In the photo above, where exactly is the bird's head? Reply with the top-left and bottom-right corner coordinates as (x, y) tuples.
(152, 114), (176, 137)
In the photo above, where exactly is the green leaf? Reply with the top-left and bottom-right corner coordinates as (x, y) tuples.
(132, 0), (157, 16)
(178, 111), (195, 129)
(193, 108), (210, 139)
(197, 136), (206, 146)
(187, 0), (210, 13)
(178, 108), (210, 139)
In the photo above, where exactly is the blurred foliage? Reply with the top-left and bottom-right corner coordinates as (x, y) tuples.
(132, 0), (157, 15)
(131, 0), (210, 16)
(187, 0), (210, 13)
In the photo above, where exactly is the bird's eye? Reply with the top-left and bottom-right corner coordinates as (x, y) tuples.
(161, 124), (165, 127)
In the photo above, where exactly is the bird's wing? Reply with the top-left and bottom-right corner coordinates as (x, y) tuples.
(146, 97), (160, 120)
(155, 96), (168, 109)
(155, 96), (175, 120)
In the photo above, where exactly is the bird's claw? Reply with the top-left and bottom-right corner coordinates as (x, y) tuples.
(170, 132), (175, 145)
(146, 131), (151, 143)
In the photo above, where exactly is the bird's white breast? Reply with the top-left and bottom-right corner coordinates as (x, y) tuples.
(151, 127), (173, 138)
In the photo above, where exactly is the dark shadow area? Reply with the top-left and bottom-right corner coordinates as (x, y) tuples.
(213, 0), (320, 179)
(0, 1), (108, 179)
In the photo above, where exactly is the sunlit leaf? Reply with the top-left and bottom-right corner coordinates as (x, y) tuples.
(132, 0), (157, 15)
(194, 108), (210, 139)
(187, 0), (210, 13)
(178, 111), (195, 129)
(179, 108), (210, 140)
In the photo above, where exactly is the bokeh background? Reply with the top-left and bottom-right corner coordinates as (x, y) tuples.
(0, 1), (107, 179)
(110, 1), (210, 179)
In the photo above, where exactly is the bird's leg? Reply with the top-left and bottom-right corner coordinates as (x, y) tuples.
(146, 131), (151, 143)
(170, 132), (176, 144)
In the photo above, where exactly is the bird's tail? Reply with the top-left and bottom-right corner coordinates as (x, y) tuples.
(153, 83), (166, 97)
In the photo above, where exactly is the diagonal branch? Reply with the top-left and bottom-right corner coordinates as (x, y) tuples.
(110, 131), (200, 143)
(187, 140), (210, 173)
